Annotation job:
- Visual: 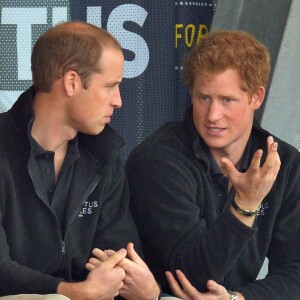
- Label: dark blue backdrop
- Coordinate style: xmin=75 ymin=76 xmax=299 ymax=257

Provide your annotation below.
xmin=71 ymin=1 xmax=216 ymax=158
xmin=0 ymin=0 xmax=216 ymax=158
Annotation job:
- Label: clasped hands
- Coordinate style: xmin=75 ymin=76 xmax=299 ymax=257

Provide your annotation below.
xmin=85 ymin=242 xmax=160 ymax=300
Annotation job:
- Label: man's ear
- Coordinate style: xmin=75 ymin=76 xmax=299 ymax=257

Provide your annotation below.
xmin=63 ymin=70 xmax=81 ymax=96
xmin=250 ymin=86 xmax=265 ymax=110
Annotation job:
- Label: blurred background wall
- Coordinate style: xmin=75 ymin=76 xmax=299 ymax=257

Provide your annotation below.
xmin=211 ymin=0 xmax=300 ymax=152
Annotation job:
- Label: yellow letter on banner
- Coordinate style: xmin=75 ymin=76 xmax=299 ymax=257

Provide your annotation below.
xmin=185 ymin=24 xmax=196 ymax=47
xmin=175 ymin=24 xmax=183 ymax=48
xmin=196 ymin=24 xmax=209 ymax=44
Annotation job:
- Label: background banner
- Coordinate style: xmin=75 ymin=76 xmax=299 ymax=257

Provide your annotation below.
xmin=0 ymin=0 xmax=215 ymax=158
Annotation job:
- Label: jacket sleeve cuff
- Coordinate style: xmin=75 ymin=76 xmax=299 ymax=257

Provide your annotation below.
xmin=222 ymin=207 xmax=257 ymax=238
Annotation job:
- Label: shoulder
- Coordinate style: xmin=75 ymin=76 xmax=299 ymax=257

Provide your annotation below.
xmin=0 ymin=111 xmax=19 ymax=152
xmin=127 ymin=121 xmax=190 ymax=163
xmin=79 ymin=125 xmax=124 ymax=167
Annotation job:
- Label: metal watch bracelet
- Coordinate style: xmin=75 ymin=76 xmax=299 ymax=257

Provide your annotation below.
xmin=228 ymin=290 xmax=238 ymax=300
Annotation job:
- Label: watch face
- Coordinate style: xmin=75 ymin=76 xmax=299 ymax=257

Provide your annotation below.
xmin=228 ymin=290 xmax=238 ymax=300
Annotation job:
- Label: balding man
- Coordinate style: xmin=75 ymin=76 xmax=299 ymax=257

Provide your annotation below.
xmin=0 ymin=21 xmax=160 ymax=300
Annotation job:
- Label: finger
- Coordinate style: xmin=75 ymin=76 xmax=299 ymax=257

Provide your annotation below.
xmin=175 ymin=270 xmax=200 ymax=298
xmin=267 ymin=136 xmax=279 ymax=157
xmin=117 ymin=256 xmax=135 ymax=271
xmin=126 ymin=242 xmax=147 ymax=267
xmin=105 ymin=249 xmax=116 ymax=256
xmin=267 ymin=136 xmax=274 ymax=150
xmin=264 ymin=142 xmax=280 ymax=168
xmin=271 ymin=141 xmax=279 ymax=153
xmin=102 ymin=248 xmax=127 ymax=269
xmin=206 ymin=280 xmax=224 ymax=294
xmin=85 ymin=262 xmax=96 ymax=271
xmin=262 ymin=147 xmax=281 ymax=180
xmin=220 ymin=157 xmax=239 ymax=179
xmin=262 ymin=138 xmax=281 ymax=174
xmin=165 ymin=271 xmax=190 ymax=300
xmin=249 ymin=149 xmax=263 ymax=170
xmin=92 ymin=248 xmax=110 ymax=261
xmin=88 ymin=257 xmax=102 ymax=267
xmin=272 ymin=148 xmax=281 ymax=176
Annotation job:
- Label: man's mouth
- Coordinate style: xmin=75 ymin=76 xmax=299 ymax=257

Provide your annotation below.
xmin=209 ymin=127 xmax=224 ymax=132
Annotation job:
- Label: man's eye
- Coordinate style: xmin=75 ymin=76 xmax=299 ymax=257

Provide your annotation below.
xmin=200 ymin=96 xmax=209 ymax=101
xmin=224 ymin=98 xmax=233 ymax=103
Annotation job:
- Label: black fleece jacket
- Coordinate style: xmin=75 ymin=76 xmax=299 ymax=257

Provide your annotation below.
xmin=126 ymin=106 xmax=300 ymax=300
xmin=0 ymin=87 xmax=141 ymax=295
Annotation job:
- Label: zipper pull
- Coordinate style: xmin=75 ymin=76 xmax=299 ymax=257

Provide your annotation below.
xmin=62 ymin=241 xmax=65 ymax=254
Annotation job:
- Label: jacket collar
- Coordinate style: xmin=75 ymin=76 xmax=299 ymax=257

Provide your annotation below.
xmin=9 ymin=86 xmax=36 ymax=138
xmin=8 ymin=86 xmax=124 ymax=168
xmin=181 ymin=105 xmax=211 ymax=169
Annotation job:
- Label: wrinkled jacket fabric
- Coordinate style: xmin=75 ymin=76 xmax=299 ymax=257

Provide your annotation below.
xmin=0 ymin=87 xmax=141 ymax=295
xmin=126 ymin=106 xmax=300 ymax=300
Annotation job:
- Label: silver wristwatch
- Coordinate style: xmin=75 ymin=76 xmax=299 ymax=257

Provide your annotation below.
xmin=228 ymin=290 xmax=238 ymax=300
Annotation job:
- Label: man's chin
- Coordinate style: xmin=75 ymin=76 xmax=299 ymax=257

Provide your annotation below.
xmin=95 ymin=125 xmax=106 ymax=135
xmin=202 ymin=138 xmax=227 ymax=150
xmin=83 ymin=125 xmax=106 ymax=136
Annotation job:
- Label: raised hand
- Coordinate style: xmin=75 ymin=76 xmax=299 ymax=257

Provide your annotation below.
xmin=221 ymin=136 xmax=281 ymax=211
xmin=166 ymin=270 xmax=230 ymax=300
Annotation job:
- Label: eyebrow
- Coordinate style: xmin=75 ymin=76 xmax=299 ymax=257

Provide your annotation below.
xmin=107 ymin=80 xmax=122 ymax=86
xmin=194 ymin=91 xmax=237 ymax=99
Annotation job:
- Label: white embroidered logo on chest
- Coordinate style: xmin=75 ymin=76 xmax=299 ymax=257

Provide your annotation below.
xmin=78 ymin=201 xmax=99 ymax=217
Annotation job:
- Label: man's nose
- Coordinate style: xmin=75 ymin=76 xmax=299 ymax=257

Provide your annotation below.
xmin=207 ymin=101 xmax=222 ymax=122
xmin=112 ymin=87 xmax=122 ymax=109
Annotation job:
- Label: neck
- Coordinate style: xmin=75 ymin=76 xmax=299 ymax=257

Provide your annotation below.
xmin=31 ymin=91 xmax=77 ymax=152
xmin=209 ymin=134 xmax=251 ymax=175
xmin=32 ymin=92 xmax=76 ymax=180
xmin=211 ymin=147 xmax=244 ymax=173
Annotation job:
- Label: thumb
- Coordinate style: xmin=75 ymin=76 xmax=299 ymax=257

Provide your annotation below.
xmin=102 ymin=248 xmax=127 ymax=269
xmin=206 ymin=280 xmax=227 ymax=296
xmin=127 ymin=242 xmax=147 ymax=267
xmin=206 ymin=280 xmax=220 ymax=293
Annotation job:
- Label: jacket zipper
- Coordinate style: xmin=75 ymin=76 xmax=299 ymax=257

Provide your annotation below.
xmin=64 ymin=175 xmax=101 ymax=232
xmin=29 ymin=163 xmax=103 ymax=269
xmin=28 ymin=167 xmax=64 ymax=270
xmin=62 ymin=241 xmax=65 ymax=254
xmin=58 ymin=176 xmax=100 ymax=272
